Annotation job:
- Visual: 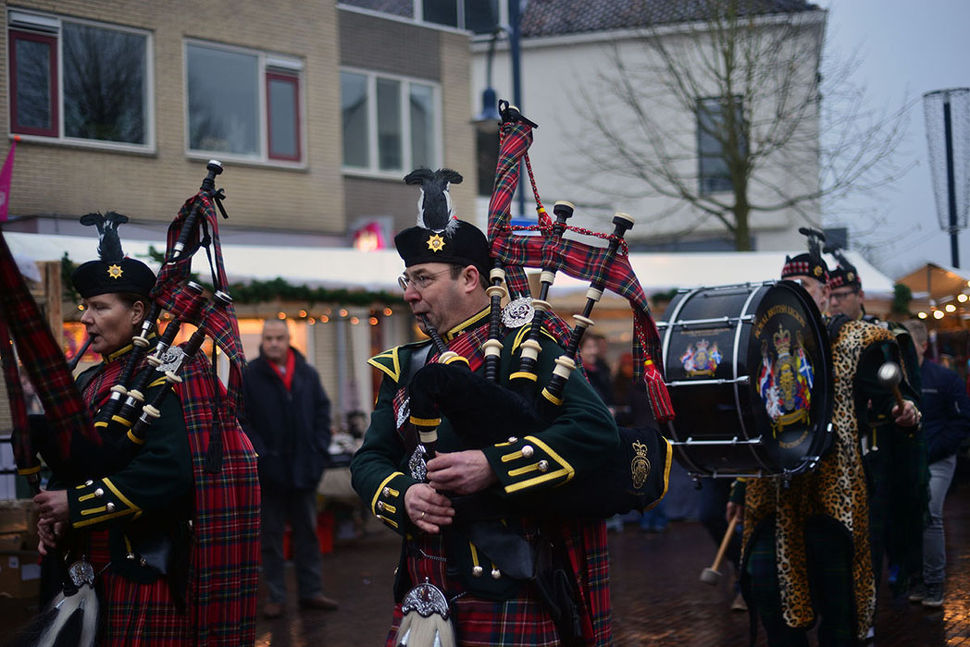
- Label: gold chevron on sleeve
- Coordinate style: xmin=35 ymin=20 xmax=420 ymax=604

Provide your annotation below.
xmin=367 ymin=347 xmax=402 ymax=382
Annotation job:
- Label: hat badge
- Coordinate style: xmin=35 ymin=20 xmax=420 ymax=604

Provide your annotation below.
xmin=813 ymin=265 xmax=822 ymax=277
xmin=107 ymin=264 xmax=124 ymax=279
xmin=426 ymin=233 xmax=446 ymax=253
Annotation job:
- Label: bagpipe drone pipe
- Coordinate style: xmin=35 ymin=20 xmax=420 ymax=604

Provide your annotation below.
xmin=408 ymin=102 xmax=676 ymax=520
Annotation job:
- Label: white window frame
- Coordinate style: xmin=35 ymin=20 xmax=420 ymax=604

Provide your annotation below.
xmin=696 ymin=95 xmax=746 ymax=196
xmin=337 ymin=1 xmax=505 ymax=35
xmin=6 ymin=9 xmax=155 ymax=154
xmin=340 ymin=67 xmax=442 ymax=179
xmin=183 ymin=39 xmax=306 ymax=168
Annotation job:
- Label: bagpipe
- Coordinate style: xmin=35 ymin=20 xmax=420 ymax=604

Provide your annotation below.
xmin=407 ymin=102 xmax=675 ymax=519
xmin=0 ymin=161 xmax=247 ymax=489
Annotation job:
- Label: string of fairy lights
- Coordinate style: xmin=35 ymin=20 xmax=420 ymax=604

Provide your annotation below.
xmin=915 ymin=279 xmax=970 ymax=321
xmin=270 ymin=306 xmax=396 ymax=327
xmin=76 ymin=304 xmax=398 ymax=326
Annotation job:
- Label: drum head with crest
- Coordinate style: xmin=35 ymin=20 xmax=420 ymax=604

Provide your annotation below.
xmin=660 ymin=281 xmax=832 ymax=477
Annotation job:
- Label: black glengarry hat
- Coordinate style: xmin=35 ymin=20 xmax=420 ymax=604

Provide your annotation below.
xmin=72 ymin=211 xmax=155 ymax=298
xmin=781 ymin=252 xmax=828 ymax=283
xmin=394 ymin=169 xmax=490 ymax=275
xmin=828 ymin=265 xmax=861 ymax=291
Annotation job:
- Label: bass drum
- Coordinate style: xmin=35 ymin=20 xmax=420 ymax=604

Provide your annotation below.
xmin=659 ymin=281 xmax=833 ymax=478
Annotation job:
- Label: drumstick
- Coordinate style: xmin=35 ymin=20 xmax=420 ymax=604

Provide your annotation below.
xmin=700 ymin=515 xmax=738 ymax=585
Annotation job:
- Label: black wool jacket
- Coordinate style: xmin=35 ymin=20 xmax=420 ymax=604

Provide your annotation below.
xmin=242 ymin=347 xmax=332 ymax=491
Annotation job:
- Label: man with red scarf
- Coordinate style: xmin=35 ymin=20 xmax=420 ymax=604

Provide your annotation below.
xmin=243 ymin=319 xmax=337 ymax=618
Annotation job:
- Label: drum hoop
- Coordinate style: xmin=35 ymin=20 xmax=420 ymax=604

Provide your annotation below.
xmin=661 ymin=285 xmax=710 ymax=477
xmin=733 ymin=284 xmax=767 ymax=470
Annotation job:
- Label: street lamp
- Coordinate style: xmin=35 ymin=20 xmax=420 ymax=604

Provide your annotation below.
xmin=923 ymin=88 xmax=970 ymax=268
xmin=473 ymin=1 xmax=526 ymax=220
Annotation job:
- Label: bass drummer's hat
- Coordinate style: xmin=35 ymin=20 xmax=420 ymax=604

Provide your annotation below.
xmin=781 ymin=253 xmax=829 ymax=283
xmin=72 ymin=211 xmax=156 ymax=299
xmin=828 ymin=265 xmax=861 ymax=291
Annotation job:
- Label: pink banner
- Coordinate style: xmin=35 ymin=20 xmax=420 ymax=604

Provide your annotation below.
xmin=0 ymin=137 xmax=17 ymax=222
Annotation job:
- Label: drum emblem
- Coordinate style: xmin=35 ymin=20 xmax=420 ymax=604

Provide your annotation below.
xmin=630 ymin=440 xmax=651 ymax=489
xmin=758 ymin=324 xmax=813 ymax=435
xmin=680 ymin=339 xmax=721 ymax=376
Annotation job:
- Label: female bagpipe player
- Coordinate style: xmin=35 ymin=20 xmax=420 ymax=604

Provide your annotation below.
xmin=0 ymin=162 xmax=260 ymax=647
xmin=350 ymin=104 xmax=675 ymax=647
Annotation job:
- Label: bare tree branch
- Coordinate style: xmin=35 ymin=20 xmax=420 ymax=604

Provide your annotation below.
xmin=564 ymin=0 xmax=910 ymax=251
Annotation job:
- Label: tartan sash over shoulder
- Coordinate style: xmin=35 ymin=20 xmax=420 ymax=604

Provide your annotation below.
xmin=152 ymin=188 xmax=260 ymax=643
xmin=176 ymin=352 xmax=261 ymax=645
xmin=485 ymin=115 xmax=675 ymax=422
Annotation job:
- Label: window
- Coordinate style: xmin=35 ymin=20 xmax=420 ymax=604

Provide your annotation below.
xmin=696 ymin=96 xmax=747 ymax=195
xmin=339 ymin=0 xmax=501 ymax=34
xmin=186 ymin=41 xmax=304 ymax=163
xmin=422 ymin=0 xmax=500 ymax=33
xmin=341 ymin=70 xmax=440 ymax=174
xmin=7 ymin=11 xmax=151 ymax=149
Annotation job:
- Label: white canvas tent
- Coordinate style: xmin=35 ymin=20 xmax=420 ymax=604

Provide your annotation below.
xmin=3 ymin=232 xmax=896 ymax=299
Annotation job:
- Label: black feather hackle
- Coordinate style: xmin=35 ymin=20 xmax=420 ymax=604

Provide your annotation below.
xmin=79 ymin=211 xmax=129 ymax=263
xmin=404 ymin=168 xmax=462 ymax=232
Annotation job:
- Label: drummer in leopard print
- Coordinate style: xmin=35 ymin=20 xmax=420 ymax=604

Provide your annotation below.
xmin=726 ymin=251 xmax=921 ymax=647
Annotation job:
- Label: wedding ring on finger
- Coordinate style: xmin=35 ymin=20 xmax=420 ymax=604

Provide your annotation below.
xmin=420 ymin=511 xmax=426 ymax=520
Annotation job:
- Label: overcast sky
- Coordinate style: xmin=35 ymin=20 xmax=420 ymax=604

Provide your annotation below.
xmin=818 ymin=0 xmax=970 ymax=280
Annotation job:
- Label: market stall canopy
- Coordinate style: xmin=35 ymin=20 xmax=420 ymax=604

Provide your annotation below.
xmin=553 ymin=250 xmax=896 ymax=299
xmin=895 ymin=262 xmax=970 ymax=301
xmin=2 ymin=232 xmax=404 ymax=292
xmin=4 ymin=233 xmax=896 ymax=298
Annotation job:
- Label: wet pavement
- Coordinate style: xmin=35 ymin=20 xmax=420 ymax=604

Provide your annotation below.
xmin=254 ymin=472 xmax=970 ymax=646
xmin=2 ymin=474 xmax=967 ymax=645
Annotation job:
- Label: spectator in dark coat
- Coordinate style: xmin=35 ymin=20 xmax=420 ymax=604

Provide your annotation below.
xmin=243 ymin=319 xmax=338 ymax=618
xmin=581 ymin=333 xmax=614 ymax=407
xmin=903 ymin=319 xmax=970 ymax=608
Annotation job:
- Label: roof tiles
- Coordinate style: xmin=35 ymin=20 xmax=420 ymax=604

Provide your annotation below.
xmin=520 ymin=0 xmax=820 ymax=38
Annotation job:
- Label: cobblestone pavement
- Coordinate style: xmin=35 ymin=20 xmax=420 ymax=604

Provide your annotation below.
xmin=254 ymin=475 xmax=970 ymax=646
xmin=2 ymin=476 xmax=966 ymax=645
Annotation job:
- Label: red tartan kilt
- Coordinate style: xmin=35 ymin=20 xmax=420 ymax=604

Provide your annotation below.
xmin=385 ymin=588 xmax=561 ymax=647
xmin=87 ymin=530 xmax=191 ymax=646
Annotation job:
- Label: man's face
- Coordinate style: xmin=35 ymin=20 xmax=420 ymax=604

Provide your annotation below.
xmin=829 ymin=287 xmax=864 ymax=319
xmin=260 ymin=321 xmax=290 ymax=364
xmin=401 ymin=262 xmax=469 ymax=333
xmin=789 ymin=275 xmax=830 ymax=315
xmin=80 ymin=293 xmax=145 ymax=355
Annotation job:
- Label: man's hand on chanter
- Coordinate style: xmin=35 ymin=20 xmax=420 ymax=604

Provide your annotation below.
xmin=427 ymin=450 xmax=498 ymax=496
xmin=405 ymin=482 xmax=454 ymax=534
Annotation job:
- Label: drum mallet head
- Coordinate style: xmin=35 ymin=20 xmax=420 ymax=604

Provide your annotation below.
xmin=700 ymin=566 xmax=722 ymax=585
xmin=700 ymin=516 xmax=738 ymax=585
xmin=877 ymin=361 xmax=904 ymax=407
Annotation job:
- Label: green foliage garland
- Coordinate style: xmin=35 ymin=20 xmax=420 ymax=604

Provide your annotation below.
xmin=891 ymin=282 xmax=913 ymax=316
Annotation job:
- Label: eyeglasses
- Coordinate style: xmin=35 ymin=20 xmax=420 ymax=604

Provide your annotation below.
xmin=830 ymin=289 xmax=859 ymax=302
xmin=397 ymin=268 xmax=453 ymax=292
